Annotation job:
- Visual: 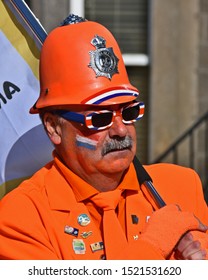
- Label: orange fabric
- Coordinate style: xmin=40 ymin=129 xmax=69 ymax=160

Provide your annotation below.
xmin=0 ymin=158 xmax=208 ymax=260
xmin=90 ymin=189 xmax=128 ymax=259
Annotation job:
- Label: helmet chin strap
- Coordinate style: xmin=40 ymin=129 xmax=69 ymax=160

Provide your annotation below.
xmin=133 ymin=156 xmax=166 ymax=208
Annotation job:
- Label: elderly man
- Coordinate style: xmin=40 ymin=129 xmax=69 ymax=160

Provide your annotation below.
xmin=0 ymin=15 xmax=208 ymax=260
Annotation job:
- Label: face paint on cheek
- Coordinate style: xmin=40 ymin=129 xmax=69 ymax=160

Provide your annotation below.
xmin=75 ymin=134 xmax=98 ymax=150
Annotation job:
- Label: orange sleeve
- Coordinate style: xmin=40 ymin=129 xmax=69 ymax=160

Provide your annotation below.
xmin=191 ymin=169 xmax=208 ymax=223
xmin=0 ymin=189 xmax=60 ymax=260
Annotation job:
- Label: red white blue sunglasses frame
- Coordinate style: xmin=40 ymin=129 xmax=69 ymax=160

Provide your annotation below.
xmin=54 ymin=101 xmax=145 ymax=131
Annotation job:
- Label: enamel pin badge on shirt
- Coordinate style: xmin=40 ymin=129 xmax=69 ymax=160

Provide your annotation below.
xmin=131 ymin=214 xmax=139 ymax=224
xmin=72 ymin=239 xmax=86 ymax=254
xmin=80 ymin=231 xmax=93 ymax=239
xmin=64 ymin=225 xmax=79 ymax=237
xmin=90 ymin=241 xmax=104 ymax=253
xmin=77 ymin=214 xmax=91 ymax=226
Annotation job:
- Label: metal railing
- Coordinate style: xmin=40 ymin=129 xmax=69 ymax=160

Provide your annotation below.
xmin=152 ymin=111 xmax=208 ymax=203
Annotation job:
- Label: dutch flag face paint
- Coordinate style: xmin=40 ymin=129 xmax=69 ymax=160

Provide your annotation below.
xmin=75 ymin=135 xmax=98 ymax=151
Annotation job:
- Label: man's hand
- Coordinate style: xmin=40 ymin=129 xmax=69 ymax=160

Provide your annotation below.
xmin=174 ymin=218 xmax=208 ymax=260
xmin=175 ymin=232 xmax=207 ymax=259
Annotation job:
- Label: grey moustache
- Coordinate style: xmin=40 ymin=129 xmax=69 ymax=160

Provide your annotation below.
xmin=102 ymin=136 xmax=133 ymax=156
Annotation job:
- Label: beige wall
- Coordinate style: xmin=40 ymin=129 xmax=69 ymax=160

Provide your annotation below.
xmin=31 ymin=0 xmax=69 ymax=32
xmin=149 ymin=0 xmax=200 ymax=163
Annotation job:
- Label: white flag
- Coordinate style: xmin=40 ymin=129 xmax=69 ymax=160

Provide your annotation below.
xmin=0 ymin=0 xmax=53 ymax=198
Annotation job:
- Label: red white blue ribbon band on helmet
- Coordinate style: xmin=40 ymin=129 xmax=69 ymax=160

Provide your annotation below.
xmin=85 ymin=89 xmax=139 ymax=105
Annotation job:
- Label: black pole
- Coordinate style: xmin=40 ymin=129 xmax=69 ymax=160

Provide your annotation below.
xmin=133 ymin=156 xmax=166 ymax=208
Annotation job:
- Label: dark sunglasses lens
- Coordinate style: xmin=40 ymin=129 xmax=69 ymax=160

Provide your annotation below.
xmin=122 ymin=104 xmax=140 ymax=121
xmin=91 ymin=112 xmax=113 ymax=128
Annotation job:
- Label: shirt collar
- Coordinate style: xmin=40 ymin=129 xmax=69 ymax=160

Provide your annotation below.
xmin=54 ymin=153 xmax=98 ymax=202
xmin=53 ymin=152 xmax=140 ymax=203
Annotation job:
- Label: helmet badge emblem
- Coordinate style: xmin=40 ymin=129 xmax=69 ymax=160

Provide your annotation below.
xmin=89 ymin=35 xmax=119 ymax=80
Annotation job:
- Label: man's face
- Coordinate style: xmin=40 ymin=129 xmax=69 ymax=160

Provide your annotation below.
xmin=46 ymin=103 xmax=138 ymax=185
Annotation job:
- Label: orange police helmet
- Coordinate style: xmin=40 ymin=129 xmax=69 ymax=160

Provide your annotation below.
xmin=30 ymin=14 xmax=139 ymax=114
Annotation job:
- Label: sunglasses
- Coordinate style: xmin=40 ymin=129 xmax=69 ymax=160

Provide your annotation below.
xmin=54 ymin=101 xmax=145 ymax=131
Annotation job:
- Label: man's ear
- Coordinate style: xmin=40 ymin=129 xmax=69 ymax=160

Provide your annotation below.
xmin=43 ymin=112 xmax=62 ymax=145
